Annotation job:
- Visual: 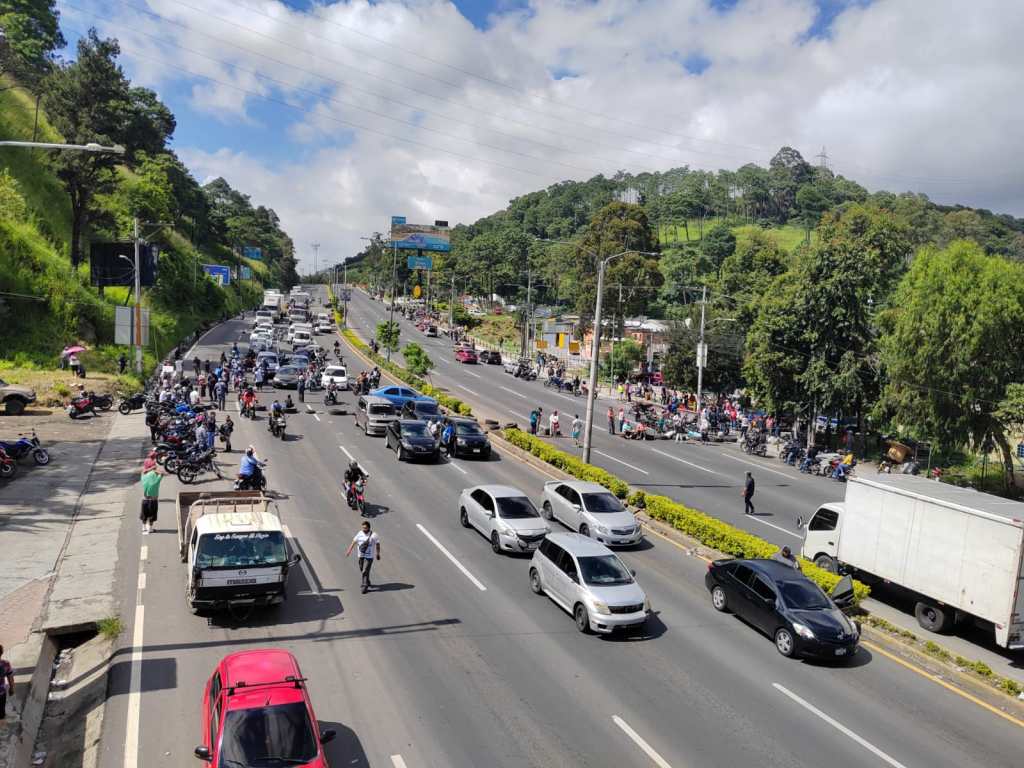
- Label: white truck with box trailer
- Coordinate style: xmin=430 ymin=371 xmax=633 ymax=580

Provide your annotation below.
xmin=176 ymin=490 xmax=301 ymax=613
xmin=801 ymin=474 xmax=1024 ymax=649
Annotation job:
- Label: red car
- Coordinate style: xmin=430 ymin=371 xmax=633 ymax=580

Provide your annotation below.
xmin=195 ymin=649 xmax=335 ymax=766
xmin=455 ymin=347 xmax=478 ymax=364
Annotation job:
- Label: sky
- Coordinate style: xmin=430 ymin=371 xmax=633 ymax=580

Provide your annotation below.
xmin=55 ymin=0 xmax=1024 ymax=273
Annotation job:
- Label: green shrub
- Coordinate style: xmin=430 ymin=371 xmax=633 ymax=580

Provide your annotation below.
xmin=502 ymin=429 xmax=631 ymax=498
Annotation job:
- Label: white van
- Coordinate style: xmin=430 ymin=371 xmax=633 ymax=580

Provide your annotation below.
xmin=292 ymin=330 xmax=312 ymax=347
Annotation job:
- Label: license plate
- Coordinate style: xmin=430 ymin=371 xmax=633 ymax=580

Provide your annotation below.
xmin=834 ymin=648 xmax=847 ymax=656
xmin=227 ymin=578 xmax=258 ymax=585
xmin=473 ymin=448 xmax=481 ymax=453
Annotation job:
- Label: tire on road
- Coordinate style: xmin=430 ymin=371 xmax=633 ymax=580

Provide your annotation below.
xmin=813 ymin=555 xmax=838 ymax=574
xmin=711 ymin=585 xmax=729 ymax=612
xmin=574 ymin=603 xmax=591 ymax=634
xmin=914 ymin=600 xmax=954 ymax=633
xmin=774 ymin=627 xmax=795 ymax=657
xmin=529 ymin=568 xmax=544 ymax=595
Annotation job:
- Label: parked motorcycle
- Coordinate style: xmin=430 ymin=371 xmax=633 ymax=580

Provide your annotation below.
xmin=0 ymin=448 xmax=17 ymax=480
xmin=67 ymin=394 xmax=99 ymax=419
xmin=118 ymin=392 xmax=150 ymax=414
xmin=91 ymin=392 xmax=114 ymax=411
xmin=0 ymin=430 xmax=50 ymax=465
xmin=176 ymin=449 xmax=223 ymax=485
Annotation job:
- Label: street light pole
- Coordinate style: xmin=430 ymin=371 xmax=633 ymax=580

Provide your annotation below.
xmin=311 ymin=243 xmax=320 ymax=281
xmin=132 ymin=217 xmax=143 ymax=374
xmin=0 ymin=140 xmax=125 ymax=153
xmin=387 ymin=237 xmax=398 ymax=362
xmin=696 ymin=284 xmax=707 ymax=408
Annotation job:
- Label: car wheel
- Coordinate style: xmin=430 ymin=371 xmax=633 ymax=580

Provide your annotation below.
xmin=579 ymin=523 xmax=590 ymax=538
xmin=4 ymin=398 xmax=26 ymax=416
xmin=774 ymin=628 xmax=796 ymax=657
xmin=529 ymin=568 xmax=544 ymax=595
xmin=460 ymin=507 xmax=470 ymax=528
xmin=814 ymin=554 xmax=838 ymax=573
xmin=574 ymin=604 xmax=591 ymax=634
xmin=914 ymin=601 xmax=954 ymax=633
xmin=490 ymin=531 xmax=502 ymax=554
xmin=542 ymin=501 xmax=554 ymax=521
xmin=711 ymin=585 xmax=729 ymax=612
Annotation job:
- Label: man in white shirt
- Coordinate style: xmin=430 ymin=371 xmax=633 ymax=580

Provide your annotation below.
xmin=189 ymin=387 xmax=200 ymax=407
xmin=345 ymin=520 xmax=381 ymax=593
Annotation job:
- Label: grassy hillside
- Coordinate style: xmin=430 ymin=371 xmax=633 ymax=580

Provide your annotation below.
xmin=657 ymin=217 xmax=812 ymax=252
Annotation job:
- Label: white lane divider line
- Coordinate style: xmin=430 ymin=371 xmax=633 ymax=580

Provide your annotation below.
xmin=137 ymin=572 xmax=146 ymax=591
xmin=139 ymin=545 xmax=148 ymax=562
xmin=593 ymin=450 xmax=650 ymax=475
xmin=458 ymin=384 xmax=480 ymax=397
xmin=749 ymin=516 xmax=802 ymax=539
xmin=447 ymin=461 xmax=468 ymax=475
xmin=500 ymin=386 xmax=528 ymax=400
xmin=313 ymin=414 xmax=321 ymax=422
xmin=338 ymin=445 xmax=355 ymax=462
xmin=390 ymin=757 xmax=409 ymax=768
xmin=772 ymin=684 xmax=908 ymax=768
xmin=282 ymin=523 xmax=320 ymax=596
xmin=463 ymin=370 xmax=482 ymax=379
xmin=721 ymin=453 xmax=794 ymax=479
xmin=651 ymin=448 xmax=722 ymax=475
xmin=123 ymin=603 xmax=145 ymax=768
xmin=612 ymin=715 xmax=672 ymax=768
xmin=511 ymin=411 xmax=530 ymax=421
xmin=416 ymin=524 xmax=487 ymax=591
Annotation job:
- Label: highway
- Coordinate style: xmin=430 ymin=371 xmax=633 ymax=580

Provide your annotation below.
xmin=97 ymin=295 xmax=1024 ymax=768
xmin=344 ymin=287 xmax=1024 ymax=680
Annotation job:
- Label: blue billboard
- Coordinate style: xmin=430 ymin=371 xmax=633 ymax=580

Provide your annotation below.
xmin=240 ymin=265 xmax=253 ymax=280
xmin=202 ymin=264 xmax=231 ymax=286
xmin=391 ymin=215 xmax=406 ymax=227
xmin=243 ymin=246 xmax=262 ymax=261
xmin=392 ymin=223 xmax=450 ymax=252
xmin=407 ymin=255 xmax=433 ymax=270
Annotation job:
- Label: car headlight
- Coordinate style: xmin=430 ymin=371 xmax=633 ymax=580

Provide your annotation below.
xmin=498 ymin=524 xmax=513 ymax=536
xmin=792 ymin=622 xmax=815 ymax=640
xmin=401 ymin=440 xmax=413 ymax=449
xmin=456 ymin=438 xmax=467 ymax=445
xmin=643 ymin=597 xmax=652 ymax=612
xmin=591 ymin=600 xmax=611 ymax=615
xmin=595 ymin=524 xmax=609 ymax=535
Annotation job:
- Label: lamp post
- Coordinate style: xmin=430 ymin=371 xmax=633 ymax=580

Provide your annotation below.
xmin=0 ymin=140 xmax=125 ymax=153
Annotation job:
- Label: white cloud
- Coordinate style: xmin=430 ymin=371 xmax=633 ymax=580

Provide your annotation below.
xmin=71 ymin=0 xmax=1024 ymax=271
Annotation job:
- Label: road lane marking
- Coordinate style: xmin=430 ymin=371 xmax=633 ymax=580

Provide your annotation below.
xmin=416 ymin=523 xmax=487 ymax=591
xmin=447 ymin=461 xmax=468 ymax=475
xmin=749 ymin=516 xmax=802 ymax=539
xmin=137 ymin=573 xmax=146 ymax=591
xmin=339 ymin=445 xmax=355 ymax=462
xmin=282 ymin=523 xmax=320 ymax=596
xmin=500 ymin=386 xmax=528 ymax=400
xmin=463 ymin=370 xmax=482 ymax=379
xmin=721 ymin=453 xmax=794 ymax=479
xmin=860 ymin=641 xmax=1024 ymax=729
xmin=458 ymin=384 xmax=480 ymax=397
xmin=772 ymin=684 xmax=908 ymax=768
xmin=593 ymin=450 xmax=650 ymax=475
xmin=139 ymin=545 xmax=147 ymax=562
xmin=391 ymin=757 xmax=409 ymax=768
xmin=651 ymin=448 xmax=721 ymax=475
xmin=612 ymin=716 xmax=672 ymax=768
xmin=123 ymin=603 xmax=145 ymax=768
xmin=313 ymin=414 xmax=321 ymax=422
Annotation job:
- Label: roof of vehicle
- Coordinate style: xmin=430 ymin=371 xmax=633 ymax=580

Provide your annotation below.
xmin=360 ymin=394 xmax=394 ymax=405
xmin=256 ymin=351 xmax=278 ymax=358
xmin=324 ymin=365 xmax=347 ymax=374
xmin=547 ymin=480 xmax=615 ymax=495
xmin=546 ymin=531 xmax=613 ymax=557
xmin=405 ymin=398 xmax=439 ymax=409
xmin=468 ymin=484 xmax=530 ymax=499
xmin=725 ymin=558 xmax=815 ymax=583
xmin=195 ymin=506 xmax=284 ymax=534
xmin=852 ymin=474 xmax=1024 ymax=524
xmin=396 ymin=418 xmax=430 ymax=427
xmin=220 ymin=650 xmax=307 ymax=710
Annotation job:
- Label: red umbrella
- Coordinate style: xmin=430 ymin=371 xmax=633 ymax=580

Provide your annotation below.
xmin=64 ymin=345 xmax=87 ymax=354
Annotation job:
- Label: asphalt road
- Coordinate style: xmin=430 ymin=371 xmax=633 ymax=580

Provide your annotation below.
xmin=343 ymin=287 xmax=1024 ymax=681
xmin=97 ymin=302 xmax=1024 ymax=768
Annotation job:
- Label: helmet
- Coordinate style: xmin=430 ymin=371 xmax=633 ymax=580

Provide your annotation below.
xmin=349 ymin=460 xmax=359 ymax=471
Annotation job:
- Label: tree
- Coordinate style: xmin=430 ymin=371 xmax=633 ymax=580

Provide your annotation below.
xmin=768 ymin=146 xmax=813 ymax=222
xmin=376 ymin=321 xmax=400 ymax=352
xmin=0 ymin=0 xmax=64 ymax=88
xmin=601 ymin=339 xmax=644 ymax=380
xmin=402 ymin=342 xmax=433 ymax=377
xmin=795 ymin=183 xmax=831 ymax=241
xmin=699 ymin=224 xmax=736 ymax=276
xmin=877 ymin=241 xmax=1024 ymax=485
xmin=43 ymin=31 xmax=133 ymax=266
xmin=124 ymin=87 xmax=176 ymax=159
xmin=716 ymin=228 xmax=789 ymax=326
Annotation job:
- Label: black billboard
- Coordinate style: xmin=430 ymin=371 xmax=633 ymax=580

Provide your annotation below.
xmin=90 ymin=242 xmax=158 ymax=287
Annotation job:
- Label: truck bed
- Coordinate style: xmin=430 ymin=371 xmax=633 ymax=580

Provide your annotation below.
xmin=175 ymin=490 xmax=270 ymax=562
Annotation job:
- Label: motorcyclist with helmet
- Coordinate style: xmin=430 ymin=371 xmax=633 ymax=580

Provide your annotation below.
xmin=343 ymin=459 xmax=369 ymax=514
xmin=236 ymin=446 xmax=267 ymax=489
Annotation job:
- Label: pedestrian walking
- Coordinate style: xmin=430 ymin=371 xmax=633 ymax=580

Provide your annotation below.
xmin=0 ymin=645 xmax=15 ymax=720
xmin=345 ymin=520 xmax=381 ymax=594
xmin=198 ymin=373 xmax=207 ymax=399
xmin=254 ymin=367 xmax=264 ymax=392
xmin=140 ymin=464 xmax=163 ymax=535
xmin=220 ymin=416 xmax=234 ymax=452
xmin=204 ymin=411 xmax=217 ymax=450
xmin=68 ymin=353 xmax=80 ymax=377
xmin=571 ymin=414 xmax=582 ymax=447
xmin=215 ymin=379 xmax=227 ymax=410
xmin=203 ymin=359 xmax=211 ymax=375
xmin=529 ymin=408 xmax=541 ymax=435
xmin=607 ymin=406 xmax=615 ymax=435
xmin=195 ymin=419 xmax=208 ymax=452
xmin=193 ymin=356 xmax=201 ymax=375
xmin=742 ymin=471 xmax=755 ymax=515
xmin=297 ymin=374 xmax=306 ymax=403
xmin=118 ymin=352 xmax=128 ymax=374
xmin=618 ymin=407 xmax=625 ymax=434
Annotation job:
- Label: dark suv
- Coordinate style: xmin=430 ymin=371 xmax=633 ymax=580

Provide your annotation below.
xmin=443 ymin=417 xmax=492 ymax=459
xmin=705 ymin=558 xmax=859 ymax=659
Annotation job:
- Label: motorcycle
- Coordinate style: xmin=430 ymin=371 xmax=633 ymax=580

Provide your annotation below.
xmin=268 ymin=412 xmax=287 ymax=440
xmin=118 ymin=392 xmax=150 ymax=414
xmin=234 ymin=465 xmax=267 ymax=491
xmin=240 ymin=398 xmax=258 ymax=419
xmin=0 ymin=448 xmax=17 ymax=480
xmin=324 ymin=389 xmax=338 ymax=406
xmin=91 ymin=392 xmax=114 ymax=411
xmin=67 ymin=394 xmax=99 ymax=419
xmin=176 ymin=449 xmax=223 ymax=485
xmin=0 ymin=430 xmax=50 ymax=465
xmin=346 ymin=477 xmax=367 ymax=515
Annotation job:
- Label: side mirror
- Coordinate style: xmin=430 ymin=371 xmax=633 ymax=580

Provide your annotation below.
xmin=572 ymin=504 xmax=582 ymax=512
xmin=568 ymin=572 xmax=579 ymax=584
xmin=630 ymin=569 xmax=637 ymax=577
xmin=289 ymin=554 xmax=302 ymax=567
xmin=489 ymin=511 xmax=496 ymax=518
xmin=319 ymin=728 xmax=337 ymax=744
xmin=795 ymin=515 xmax=804 ymax=530
xmin=194 ymin=746 xmax=212 ymax=761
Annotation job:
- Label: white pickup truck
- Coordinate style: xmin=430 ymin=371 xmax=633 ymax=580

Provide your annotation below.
xmin=176 ymin=491 xmax=301 ymax=614
xmin=801 ymin=474 xmax=1024 ymax=648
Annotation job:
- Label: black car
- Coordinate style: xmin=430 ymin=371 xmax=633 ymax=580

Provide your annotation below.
xmin=444 ymin=417 xmax=492 ymax=459
xmin=401 ymin=398 xmax=444 ymax=426
xmin=479 ymin=350 xmax=502 ymax=365
xmin=705 ymin=558 xmax=859 ymax=659
xmin=386 ymin=419 xmax=440 ymax=462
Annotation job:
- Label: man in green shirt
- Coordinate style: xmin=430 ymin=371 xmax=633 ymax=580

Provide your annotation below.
xmin=140 ymin=466 xmax=163 ymax=535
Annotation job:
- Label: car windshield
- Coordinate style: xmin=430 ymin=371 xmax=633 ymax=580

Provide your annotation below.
xmin=414 ymin=402 xmax=439 ymax=415
xmin=218 ymin=701 xmax=317 ymax=767
xmin=401 ymin=422 xmax=430 ymax=437
xmin=327 ymin=368 xmax=345 ymax=377
xmin=277 ymin=367 xmax=299 ymax=376
xmin=780 ymin=580 xmax=831 ymax=611
xmin=496 ymin=496 xmax=540 ymax=519
xmin=578 ymin=555 xmax=633 ymax=586
xmin=582 ymin=493 xmax=623 ymax=514
xmin=369 ymin=404 xmax=394 ymax=415
xmin=456 ymin=423 xmax=483 ymax=435
xmin=196 ymin=532 xmax=287 ymax=569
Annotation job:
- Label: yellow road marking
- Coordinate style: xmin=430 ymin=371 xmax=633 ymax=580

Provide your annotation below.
xmin=861 ymin=640 xmax=1024 ymax=729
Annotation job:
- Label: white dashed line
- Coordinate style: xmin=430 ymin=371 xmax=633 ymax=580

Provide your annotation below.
xmin=593 ymin=450 xmax=650 ymax=475
xmin=390 ymin=757 xmax=409 ymax=768
xmin=463 ymin=370 xmax=482 ymax=379
xmin=339 ymin=445 xmax=355 ymax=461
xmin=721 ymin=453 xmax=794 ymax=479
xmin=458 ymin=384 xmax=480 ymax=397
xmin=123 ymin=604 xmax=145 ymax=768
xmin=612 ymin=716 xmax=672 ymax=768
xmin=772 ymin=684 xmax=908 ymax=768
xmin=651 ymin=448 xmax=721 ymax=475
xmin=313 ymin=414 xmax=321 ymax=422
xmin=416 ymin=523 xmax=487 ymax=591
xmin=447 ymin=461 xmax=468 ymax=475
xmin=139 ymin=546 xmax=148 ymax=562
xmin=500 ymin=386 xmax=528 ymax=400
xmin=137 ymin=572 xmax=146 ymax=590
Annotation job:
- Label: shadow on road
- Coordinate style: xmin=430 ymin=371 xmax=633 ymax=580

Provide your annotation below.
xmin=320 ymin=720 xmax=371 ymax=767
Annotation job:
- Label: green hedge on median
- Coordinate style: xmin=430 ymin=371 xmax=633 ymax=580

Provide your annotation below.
xmin=341 ymin=328 xmax=474 ymax=417
xmin=503 ymin=428 xmax=870 ymax=603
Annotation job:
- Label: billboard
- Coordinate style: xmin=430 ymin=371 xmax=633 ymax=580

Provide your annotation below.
xmin=391 ymin=215 xmax=406 ymax=227
xmin=392 ymin=223 xmax=450 ymax=252
xmin=89 ymin=242 xmax=158 ymax=287
xmin=407 ymin=255 xmax=433 ymax=270
xmin=240 ymin=265 xmax=253 ymax=280
xmin=243 ymin=246 xmax=262 ymax=261
xmin=202 ymin=264 xmax=231 ymax=286
xmin=114 ymin=306 xmax=150 ymax=345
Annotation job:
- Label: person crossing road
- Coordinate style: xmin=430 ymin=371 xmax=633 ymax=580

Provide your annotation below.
xmin=345 ymin=520 xmax=381 ymax=594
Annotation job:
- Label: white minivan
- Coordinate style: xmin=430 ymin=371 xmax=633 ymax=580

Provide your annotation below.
xmin=292 ymin=330 xmax=312 ymax=347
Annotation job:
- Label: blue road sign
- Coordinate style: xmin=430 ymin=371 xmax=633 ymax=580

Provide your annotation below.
xmin=391 ymin=216 xmax=406 ymax=227
xmin=202 ymin=264 xmax=231 ymax=286
xmin=240 ymin=265 xmax=253 ymax=280
xmin=407 ymin=255 xmax=433 ymax=270
xmin=243 ymin=246 xmax=262 ymax=260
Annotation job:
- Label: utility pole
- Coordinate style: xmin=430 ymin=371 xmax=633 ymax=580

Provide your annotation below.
xmin=521 ymin=267 xmax=532 ymax=360
xmin=342 ymin=259 xmax=349 ymax=328
xmin=132 ymin=217 xmax=143 ymax=374
xmin=449 ymin=274 xmax=455 ymax=329
xmin=695 ymin=285 xmax=707 ymax=409
xmin=311 ymin=242 xmax=320 ymax=280
xmin=387 ymin=236 xmax=398 ymax=363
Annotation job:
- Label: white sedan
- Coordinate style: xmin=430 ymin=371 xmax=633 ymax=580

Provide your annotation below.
xmin=322 ymin=365 xmax=348 ymax=390
xmin=458 ymin=485 xmax=550 ymax=554
xmin=540 ymin=480 xmax=643 ymax=547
